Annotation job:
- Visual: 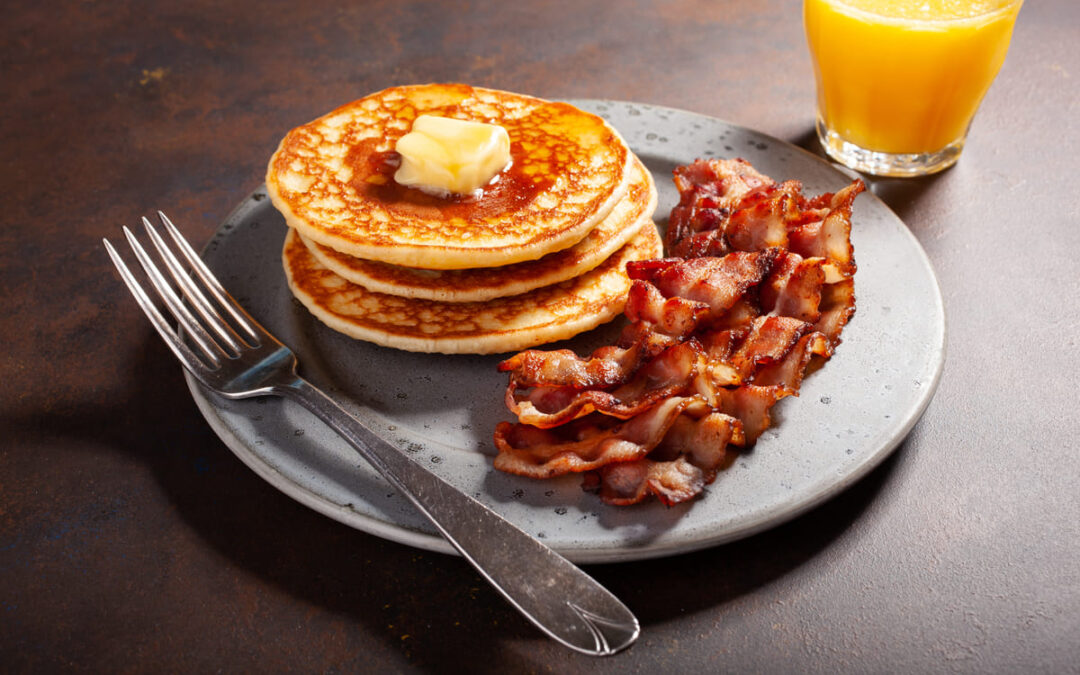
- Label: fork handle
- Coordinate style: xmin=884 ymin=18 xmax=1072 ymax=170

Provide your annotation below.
xmin=275 ymin=376 xmax=639 ymax=656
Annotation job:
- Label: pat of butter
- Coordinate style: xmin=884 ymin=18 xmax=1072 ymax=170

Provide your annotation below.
xmin=394 ymin=115 xmax=511 ymax=196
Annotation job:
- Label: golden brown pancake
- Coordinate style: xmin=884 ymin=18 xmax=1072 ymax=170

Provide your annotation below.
xmin=300 ymin=156 xmax=657 ymax=302
xmin=282 ymin=224 xmax=664 ymax=354
xmin=267 ymin=84 xmax=633 ymax=270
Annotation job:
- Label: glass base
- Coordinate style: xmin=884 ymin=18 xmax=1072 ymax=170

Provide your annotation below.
xmin=816 ymin=117 xmax=964 ymax=178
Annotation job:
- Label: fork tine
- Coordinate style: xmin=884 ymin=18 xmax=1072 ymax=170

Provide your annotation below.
xmin=143 ymin=217 xmax=245 ymax=355
xmin=122 ymin=225 xmax=228 ymax=365
xmin=104 ymin=237 xmax=215 ymax=374
xmin=157 ymin=211 xmax=260 ymax=344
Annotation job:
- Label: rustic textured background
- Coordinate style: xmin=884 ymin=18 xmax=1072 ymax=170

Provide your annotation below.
xmin=3 ymin=0 xmax=1078 ymax=671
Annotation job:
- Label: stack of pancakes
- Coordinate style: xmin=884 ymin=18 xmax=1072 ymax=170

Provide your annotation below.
xmin=267 ymin=84 xmax=660 ymax=354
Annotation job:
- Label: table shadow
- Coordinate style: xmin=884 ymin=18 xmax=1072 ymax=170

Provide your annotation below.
xmin=10 ymin=326 xmax=910 ymax=670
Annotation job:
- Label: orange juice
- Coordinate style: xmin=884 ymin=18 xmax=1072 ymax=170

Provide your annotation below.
xmin=804 ymin=0 xmax=1021 ymax=169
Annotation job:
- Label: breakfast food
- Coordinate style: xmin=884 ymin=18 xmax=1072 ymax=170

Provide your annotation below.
xmin=493 ymin=158 xmax=865 ymax=505
xmin=268 ymin=84 xmax=658 ymax=353
xmin=267 ymin=84 xmax=634 ymax=270
xmin=299 ymin=157 xmax=657 ymax=302
xmin=282 ymin=224 xmax=661 ymax=355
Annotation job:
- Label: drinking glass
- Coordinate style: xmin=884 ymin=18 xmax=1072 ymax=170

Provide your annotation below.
xmin=804 ymin=0 xmax=1023 ymax=177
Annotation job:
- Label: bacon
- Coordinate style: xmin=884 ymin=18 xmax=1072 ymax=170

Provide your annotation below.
xmin=498 ymin=342 xmax=646 ymax=390
xmin=666 ymin=159 xmax=774 ymax=251
xmin=696 ymin=327 xmax=747 ymax=387
xmin=506 ymin=340 xmax=703 ymax=428
xmin=492 ymin=158 xmax=863 ymax=505
xmin=668 ymin=229 xmax=729 ymax=259
xmin=815 ymin=278 xmax=856 ymax=347
xmin=586 ymin=408 xmax=744 ymax=506
xmin=753 ymin=331 xmax=831 ymax=393
xmin=724 ymin=181 xmax=802 ymax=251
xmin=493 ymin=396 xmax=710 ymax=479
xmin=587 ymin=457 xmax=706 ymax=506
xmin=728 ymin=316 xmax=815 ymax=382
xmin=760 ymin=252 xmax=825 ymax=323
xmin=672 ymin=157 xmax=773 ymax=196
xmin=711 ymin=384 xmax=784 ymax=444
xmin=623 ymin=280 xmax=710 ymax=338
xmin=509 ymin=313 xmax=827 ymax=433
xmin=787 ymin=180 xmax=863 ymax=281
xmin=627 ymin=249 xmax=782 ymax=323
xmin=690 ymin=318 xmax=826 ymax=431
xmin=666 ymin=159 xmax=864 ymax=285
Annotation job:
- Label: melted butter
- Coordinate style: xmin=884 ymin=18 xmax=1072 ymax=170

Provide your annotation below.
xmin=350 ymin=143 xmax=551 ymax=221
xmin=393 ymin=115 xmax=511 ymax=196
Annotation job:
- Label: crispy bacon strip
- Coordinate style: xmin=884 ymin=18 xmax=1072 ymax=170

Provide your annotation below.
xmin=623 ymin=280 xmax=711 ymax=338
xmin=788 ymin=180 xmax=862 ymax=281
xmin=760 ymin=252 xmax=825 ymax=323
xmin=666 ymin=158 xmax=774 ymax=251
xmin=506 ymin=340 xmax=703 ymax=428
xmin=710 ymin=384 xmax=785 ymax=444
xmin=497 ymin=342 xmax=647 ymax=390
xmin=728 ymin=316 xmax=816 ymax=382
xmin=627 ymin=249 xmax=782 ymax=323
xmin=753 ymin=332 xmax=831 ymax=393
xmin=668 ymin=229 xmax=729 ymax=259
xmin=586 ymin=408 xmax=744 ymax=506
xmin=724 ymin=181 xmax=802 ymax=252
xmin=506 ymin=310 xmax=828 ymax=430
xmin=815 ymin=278 xmax=856 ymax=347
xmin=493 ymin=396 xmax=710 ymax=479
xmin=587 ymin=457 xmax=706 ymax=506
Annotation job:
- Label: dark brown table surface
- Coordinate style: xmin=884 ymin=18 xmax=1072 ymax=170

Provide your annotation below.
xmin=4 ymin=0 xmax=1078 ymax=671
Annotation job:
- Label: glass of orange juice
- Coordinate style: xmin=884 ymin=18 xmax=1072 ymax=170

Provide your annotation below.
xmin=804 ymin=0 xmax=1023 ymax=177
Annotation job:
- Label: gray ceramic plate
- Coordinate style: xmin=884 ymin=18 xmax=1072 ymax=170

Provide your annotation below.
xmin=186 ymin=100 xmax=946 ymax=564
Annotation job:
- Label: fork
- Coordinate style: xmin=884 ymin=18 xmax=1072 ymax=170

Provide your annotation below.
xmin=103 ymin=212 xmax=639 ymax=656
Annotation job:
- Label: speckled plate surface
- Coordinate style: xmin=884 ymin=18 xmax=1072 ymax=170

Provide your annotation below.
xmin=186 ymin=101 xmax=946 ymax=564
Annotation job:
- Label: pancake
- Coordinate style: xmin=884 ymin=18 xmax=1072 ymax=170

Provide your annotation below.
xmin=282 ymin=223 xmax=664 ymax=355
xmin=300 ymin=156 xmax=657 ymax=302
xmin=267 ymin=84 xmax=633 ymax=270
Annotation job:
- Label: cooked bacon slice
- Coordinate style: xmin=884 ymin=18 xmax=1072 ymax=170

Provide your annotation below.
xmin=668 ymin=229 xmax=729 ymax=259
xmin=696 ymin=327 xmax=747 ymax=387
xmin=586 ymin=408 xmax=744 ymax=505
xmin=498 ymin=342 xmax=645 ymax=390
xmin=507 ymin=313 xmax=827 ymax=440
xmin=710 ymin=384 xmax=785 ymax=444
xmin=506 ymin=340 xmax=703 ymax=428
xmin=724 ymin=181 xmax=802 ymax=252
xmin=728 ymin=316 xmax=816 ymax=382
xmin=760 ymin=252 xmax=825 ymax=323
xmin=623 ymin=280 xmax=710 ymax=338
xmin=493 ymin=396 xmax=709 ymax=479
xmin=787 ymin=180 xmax=863 ymax=281
xmin=497 ymin=316 xmax=689 ymax=393
xmin=753 ymin=331 xmax=831 ymax=393
xmin=587 ymin=457 xmax=705 ymax=506
xmin=666 ymin=158 xmax=775 ymax=252
xmin=815 ymin=278 xmax=856 ymax=347
xmin=506 ymin=304 xmax=830 ymax=430
xmin=672 ymin=157 xmax=773 ymax=196
xmin=627 ymin=249 xmax=782 ymax=323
